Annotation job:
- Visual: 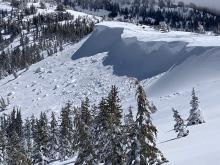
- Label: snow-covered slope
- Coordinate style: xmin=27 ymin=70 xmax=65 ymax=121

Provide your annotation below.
xmin=0 ymin=35 xmax=137 ymax=117
xmin=1 ymin=21 xmax=220 ymax=164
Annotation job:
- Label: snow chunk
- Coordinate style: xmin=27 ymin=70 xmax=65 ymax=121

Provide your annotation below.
xmin=54 ymin=85 xmax=60 ymax=90
xmin=8 ymin=92 xmax=15 ymax=96
xmin=35 ymin=67 xmax=45 ymax=73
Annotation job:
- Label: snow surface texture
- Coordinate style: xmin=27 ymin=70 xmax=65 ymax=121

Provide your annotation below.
xmin=0 ymin=1 xmax=12 ymax=11
xmin=0 ymin=40 xmax=136 ymax=117
xmin=1 ymin=21 xmax=220 ymax=164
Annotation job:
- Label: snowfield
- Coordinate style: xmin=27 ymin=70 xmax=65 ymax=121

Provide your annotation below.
xmin=1 ymin=21 xmax=220 ymax=164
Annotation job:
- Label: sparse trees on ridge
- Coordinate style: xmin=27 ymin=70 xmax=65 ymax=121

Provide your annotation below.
xmin=0 ymin=12 xmax=95 ymax=80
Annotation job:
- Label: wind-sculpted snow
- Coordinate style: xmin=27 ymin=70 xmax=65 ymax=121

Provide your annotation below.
xmin=73 ymin=25 xmax=218 ymax=81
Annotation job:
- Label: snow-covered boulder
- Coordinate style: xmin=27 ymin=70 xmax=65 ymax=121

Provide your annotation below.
xmin=54 ymin=85 xmax=60 ymax=90
xmin=35 ymin=67 xmax=45 ymax=73
xmin=8 ymin=91 xmax=15 ymax=96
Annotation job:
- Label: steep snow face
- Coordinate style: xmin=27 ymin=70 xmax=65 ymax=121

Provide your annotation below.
xmin=73 ymin=25 xmax=187 ymax=80
xmin=73 ymin=22 xmax=220 ymax=82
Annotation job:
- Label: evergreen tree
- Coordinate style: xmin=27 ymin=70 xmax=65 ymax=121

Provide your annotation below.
xmin=6 ymin=108 xmax=16 ymax=137
xmin=187 ymin=88 xmax=205 ymax=126
xmin=123 ymin=106 xmax=138 ymax=165
xmin=48 ymin=112 xmax=59 ymax=162
xmin=106 ymin=86 xmax=125 ymax=165
xmin=0 ymin=127 xmax=6 ymax=163
xmin=92 ymin=98 xmax=110 ymax=163
xmin=172 ymin=108 xmax=189 ymax=138
xmin=59 ymin=103 xmax=74 ymax=160
xmin=90 ymin=104 xmax=98 ymax=119
xmin=32 ymin=112 xmax=49 ymax=164
xmin=5 ymin=110 xmax=31 ymax=165
xmin=6 ymin=130 xmax=31 ymax=165
xmin=74 ymin=107 xmax=97 ymax=165
xmin=24 ymin=118 xmax=33 ymax=159
xmin=30 ymin=115 xmax=37 ymax=142
xmin=107 ymin=85 xmax=123 ymax=126
xmin=93 ymin=86 xmax=125 ymax=164
xmin=133 ymin=85 xmax=167 ymax=165
xmin=15 ymin=109 xmax=24 ymax=145
xmin=0 ymin=33 xmax=3 ymax=43
xmin=81 ymin=97 xmax=92 ymax=126
xmin=124 ymin=106 xmax=134 ymax=126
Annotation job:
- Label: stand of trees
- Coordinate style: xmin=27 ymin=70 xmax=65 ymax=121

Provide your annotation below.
xmin=0 ymin=11 xmax=95 ymax=79
xmin=0 ymin=85 xmax=168 ymax=164
xmin=172 ymin=88 xmax=205 ymax=138
xmin=59 ymin=0 xmax=220 ymax=33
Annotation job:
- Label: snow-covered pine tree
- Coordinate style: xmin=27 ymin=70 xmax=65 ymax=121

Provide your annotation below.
xmin=107 ymin=85 xmax=123 ymax=126
xmin=0 ymin=123 xmax=6 ymax=163
xmin=81 ymin=97 xmax=92 ymax=126
xmin=172 ymin=108 xmax=189 ymax=138
xmin=30 ymin=115 xmax=37 ymax=143
xmin=59 ymin=103 xmax=74 ymax=161
xmin=32 ymin=112 xmax=49 ymax=164
xmin=92 ymin=97 xmax=110 ymax=163
xmin=24 ymin=118 xmax=33 ymax=160
xmin=48 ymin=112 xmax=59 ymax=162
xmin=5 ymin=130 xmax=31 ymax=165
xmin=15 ymin=109 xmax=24 ymax=147
xmin=123 ymin=106 xmax=139 ymax=165
xmin=74 ymin=106 xmax=97 ymax=165
xmin=5 ymin=110 xmax=31 ymax=165
xmin=124 ymin=106 xmax=134 ymax=126
xmin=90 ymin=104 xmax=98 ymax=119
xmin=134 ymin=85 xmax=167 ymax=165
xmin=92 ymin=86 xmax=125 ymax=164
xmin=104 ymin=85 xmax=125 ymax=165
xmin=187 ymin=88 xmax=205 ymax=126
xmin=0 ymin=33 xmax=3 ymax=43
xmin=6 ymin=108 xmax=16 ymax=137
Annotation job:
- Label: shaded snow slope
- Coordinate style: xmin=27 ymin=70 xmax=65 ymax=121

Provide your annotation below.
xmin=73 ymin=22 xmax=220 ymax=82
xmin=147 ymin=47 xmax=220 ymax=96
xmin=1 ymin=21 xmax=220 ymax=164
